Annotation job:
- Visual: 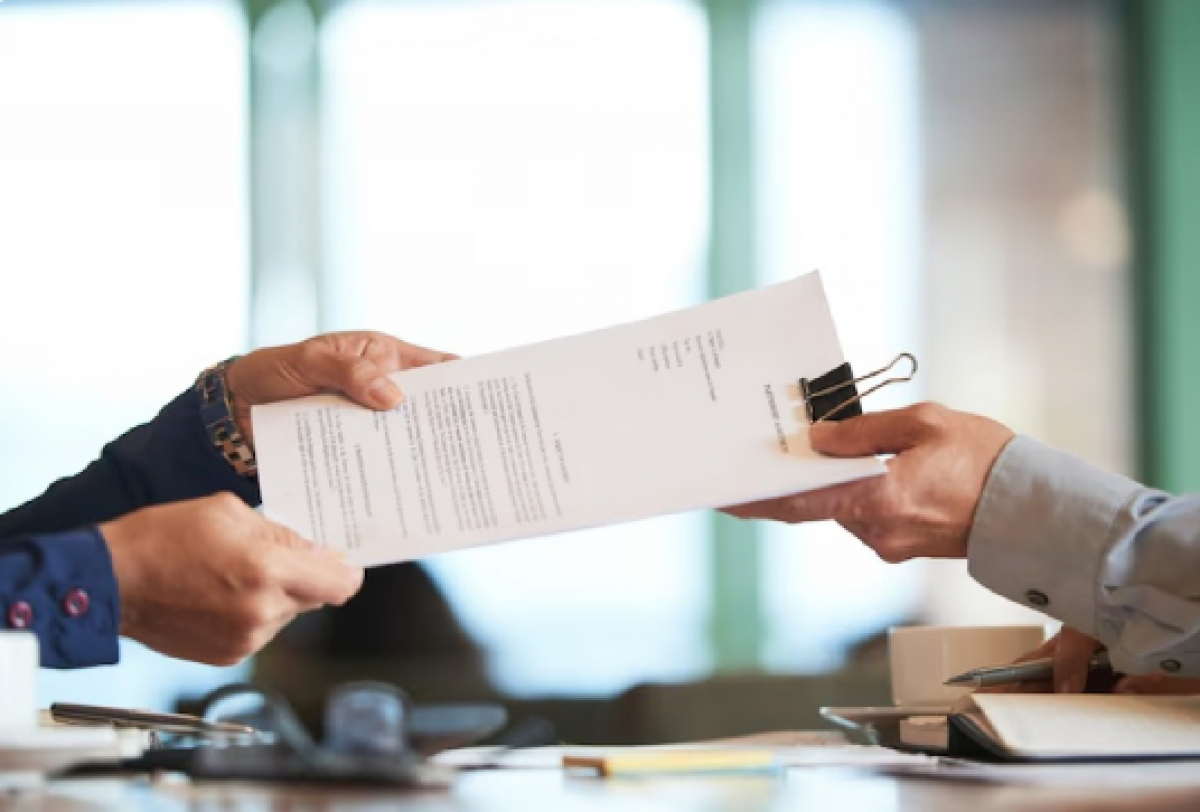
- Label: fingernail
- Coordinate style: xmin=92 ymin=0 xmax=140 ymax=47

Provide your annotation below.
xmin=368 ymin=378 xmax=403 ymax=407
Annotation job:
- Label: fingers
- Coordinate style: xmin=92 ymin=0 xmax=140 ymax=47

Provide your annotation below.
xmin=722 ymin=477 xmax=932 ymax=562
xmin=295 ymin=333 xmax=459 ymax=410
xmin=1013 ymin=636 xmax=1058 ymax=664
xmin=265 ymin=525 xmax=364 ymax=607
xmin=808 ymin=403 xmax=946 ymax=458
xmin=983 ymin=629 xmax=1097 ymax=694
xmin=726 ymin=403 xmax=1001 ymax=561
xmin=225 ymin=331 xmax=458 ymax=419
xmin=394 ymin=339 xmax=459 ymax=368
xmin=298 ymin=341 xmax=404 ymax=410
xmin=1052 ymin=628 xmax=1102 ymax=694
xmin=356 ymin=332 xmax=457 ymax=372
xmin=975 ymin=637 xmax=1058 ymax=695
xmin=238 ymin=506 xmax=363 ymax=608
xmin=723 ymin=477 xmax=879 ymax=524
xmin=280 ymin=550 xmax=364 ymax=608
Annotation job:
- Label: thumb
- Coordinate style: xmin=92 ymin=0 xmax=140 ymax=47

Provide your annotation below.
xmin=261 ymin=521 xmax=364 ymax=606
xmin=1052 ymin=628 xmax=1101 ymax=694
xmin=300 ymin=345 xmax=404 ymax=410
xmin=275 ymin=543 xmax=364 ymax=607
xmin=809 ymin=406 xmax=930 ymax=457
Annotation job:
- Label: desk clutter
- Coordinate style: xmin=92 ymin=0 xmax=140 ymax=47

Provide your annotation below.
xmin=41 ymin=684 xmax=509 ymax=787
xmin=11 ymin=628 xmax=1200 ymax=795
xmin=1 ymin=631 xmax=500 ymax=788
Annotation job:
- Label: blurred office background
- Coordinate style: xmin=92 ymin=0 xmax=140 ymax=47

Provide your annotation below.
xmin=1 ymin=0 xmax=1196 ymax=740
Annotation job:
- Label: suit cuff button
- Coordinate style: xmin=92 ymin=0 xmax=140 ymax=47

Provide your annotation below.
xmin=7 ymin=600 xmax=34 ymax=629
xmin=1025 ymin=589 xmax=1049 ymax=608
xmin=63 ymin=588 xmax=91 ymax=618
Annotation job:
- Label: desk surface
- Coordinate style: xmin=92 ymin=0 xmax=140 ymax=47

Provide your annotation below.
xmin=25 ymin=768 xmax=1200 ymax=812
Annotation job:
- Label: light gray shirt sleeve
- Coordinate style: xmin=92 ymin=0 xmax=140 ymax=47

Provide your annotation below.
xmin=967 ymin=436 xmax=1200 ymax=676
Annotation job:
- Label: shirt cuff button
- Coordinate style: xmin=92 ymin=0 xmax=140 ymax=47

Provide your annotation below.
xmin=1025 ymin=589 xmax=1050 ymax=608
xmin=7 ymin=601 xmax=34 ymax=629
xmin=63 ymin=588 xmax=90 ymax=618
xmin=1161 ymin=658 xmax=1182 ymax=674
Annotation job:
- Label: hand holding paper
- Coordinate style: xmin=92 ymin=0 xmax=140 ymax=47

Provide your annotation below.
xmin=725 ymin=403 xmax=1013 ymax=561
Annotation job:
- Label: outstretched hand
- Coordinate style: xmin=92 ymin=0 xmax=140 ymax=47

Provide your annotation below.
xmin=724 ymin=403 xmax=1014 ymax=561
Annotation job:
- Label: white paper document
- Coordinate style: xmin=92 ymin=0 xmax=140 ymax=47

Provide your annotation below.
xmin=253 ymin=272 xmax=884 ymax=567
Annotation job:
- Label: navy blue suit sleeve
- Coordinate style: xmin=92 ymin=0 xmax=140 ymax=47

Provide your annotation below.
xmin=0 ymin=387 xmax=260 ymax=668
xmin=0 ymin=387 xmax=260 ymax=538
xmin=0 ymin=529 xmax=120 ymax=668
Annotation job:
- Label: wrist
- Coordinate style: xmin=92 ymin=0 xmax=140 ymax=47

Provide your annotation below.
xmin=957 ymin=420 xmax=1016 ymax=557
xmin=98 ymin=517 xmax=140 ymax=637
xmin=223 ymin=356 xmax=253 ymax=441
xmin=196 ymin=357 xmax=258 ymax=477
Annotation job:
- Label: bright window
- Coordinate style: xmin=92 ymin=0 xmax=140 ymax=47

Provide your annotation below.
xmin=755 ymin=1 xmax=924 ymax=670
xmin=0 ymin=1 xmax=251 ymax=707
xmin=320 ymin=0 xmax=712 ymax=694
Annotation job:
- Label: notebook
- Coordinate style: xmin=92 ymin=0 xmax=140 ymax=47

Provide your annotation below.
xmin=950 ymin=694 xmax=1200 ymax=762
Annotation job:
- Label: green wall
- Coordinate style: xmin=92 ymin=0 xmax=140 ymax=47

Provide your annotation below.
xmin=1130 ymin=0 xmax=1200 ymax=492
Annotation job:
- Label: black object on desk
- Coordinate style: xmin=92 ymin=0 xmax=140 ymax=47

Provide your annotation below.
xmin=59 ymin=682 xmax=509 ymax=787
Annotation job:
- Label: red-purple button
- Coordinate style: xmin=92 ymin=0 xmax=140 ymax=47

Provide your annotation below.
xmin=63 ymin=588 xmax=90 ymax=618
xmin=8 ymin=601 xmax=33 ymax=629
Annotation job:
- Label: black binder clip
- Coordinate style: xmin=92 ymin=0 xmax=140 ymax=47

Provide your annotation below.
xmin=800 ymin=352 xmax=918 ymax=423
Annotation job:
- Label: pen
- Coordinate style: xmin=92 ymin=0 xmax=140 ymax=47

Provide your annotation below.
xmin=50 ymin=702 xmax=257 ymax=738
xmin=943 ymin=650 xmax=1111 ymax=689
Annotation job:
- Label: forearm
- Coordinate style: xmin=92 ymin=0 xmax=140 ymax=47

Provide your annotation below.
xmin=968 ymin=436 xmax=1200 ymax=676
xmin=0 ymin=388 xmax=259 ymax=538
xmin=0 ymin=529 xmax=119 ymax=668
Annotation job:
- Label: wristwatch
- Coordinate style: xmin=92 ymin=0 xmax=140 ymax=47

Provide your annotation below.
xmin=195 ymin=358 xmax=258 ymax=478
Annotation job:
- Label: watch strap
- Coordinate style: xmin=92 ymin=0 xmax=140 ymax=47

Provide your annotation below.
xmin=195 ymin=358 xmax=258 ymax=478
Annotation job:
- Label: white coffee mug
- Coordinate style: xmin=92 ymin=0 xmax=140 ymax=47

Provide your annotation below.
xmin=889 ymin=625 xmax=1045 ymax=707
xmin=0 ymin=631 xmax=39 ymax=730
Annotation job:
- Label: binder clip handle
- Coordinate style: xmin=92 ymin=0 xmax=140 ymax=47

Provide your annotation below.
xmin=800 ymin=352 xmax=918 ymax=424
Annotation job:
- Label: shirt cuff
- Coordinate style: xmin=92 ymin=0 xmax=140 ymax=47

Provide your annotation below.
xmin=966 ymin=436 xmax=1144 ymax=638
xmin=3 ymin=528 xmax=120 ymax=668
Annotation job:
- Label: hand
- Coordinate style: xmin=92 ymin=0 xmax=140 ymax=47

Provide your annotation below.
xmin=985 ymin=627 xmax=1200 ymax=695
xmin=225 ymin=331 xmax=457 ymax=446
xmin=100 ymin=493 xmax=364 ymax=665
xmin=724 ymin=403 xmax=1014 ymax=561
xmin=979 ymin=627 xmax=1103 ymax=694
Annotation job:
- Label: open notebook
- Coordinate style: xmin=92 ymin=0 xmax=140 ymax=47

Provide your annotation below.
xmin=951 ymin=694 xmax=1200 ymax=762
